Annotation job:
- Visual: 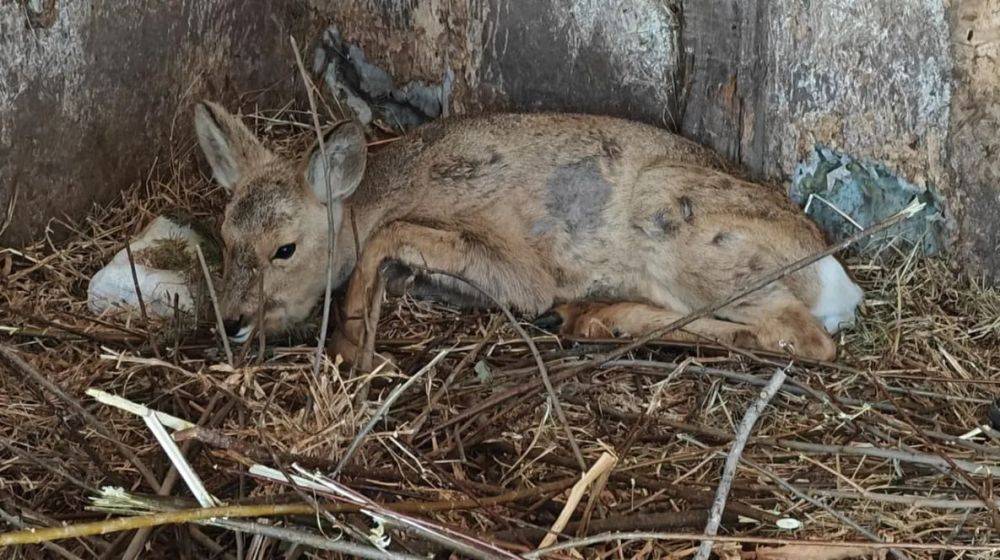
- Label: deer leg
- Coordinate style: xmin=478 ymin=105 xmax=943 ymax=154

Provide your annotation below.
xmin=330 ymin=221 xmax=554 ymax=367
xmin=544 ymin=301 xmax=760 ymax=349
xmin=716 ymin=294 xmax=837 ymax=361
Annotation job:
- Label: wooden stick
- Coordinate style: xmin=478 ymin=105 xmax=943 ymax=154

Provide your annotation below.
xmin=0 ymin=504 xmax=84 ymax=560
xmin=194 ymin=244 xmax=232 ymax=366
xmin=290 ymin=36 xmax=339 ymax=378
xmin=123 ymin=239 xmax=161 ymax=358
xmin=538 ymin=452 xmax=618 ymax=549
xmin=1 ymin=478 xmax=577 ymax=546
xmin=694 ymin=366 xmax=788 ymax=560
xmin=524 ymin=531 xmax=1000 ymax=558
xmin=413 ymin=265 xmax=588 ymax=472
xmin=0 ymin=345 xmax=163 ymax=493
xmin=332 ymin=348 xmax=450 ymax=477
xmin=740 ymin=458 xmax=909 ymax=560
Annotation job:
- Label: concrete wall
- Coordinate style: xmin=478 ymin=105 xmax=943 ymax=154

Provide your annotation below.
xmin=311 ymin=0 xmax=1000 ymax=282
xmin=312 ymin=0 xmax=685 ymax=125
xmin=0 ymin=0 xmax=314 ymax=246
xmin=948 ymin=0 xmax=1000 ymax=282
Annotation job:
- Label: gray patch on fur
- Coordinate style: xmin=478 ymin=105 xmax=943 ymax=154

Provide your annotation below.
xmin=544 ymin=157 xmax=612 ymax=235
xmin=531 ymin=217 xmax=559 ymax=237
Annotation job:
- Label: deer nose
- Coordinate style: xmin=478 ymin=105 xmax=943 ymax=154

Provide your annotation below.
xmin=223 ymin=316 xmax=243 ymax=338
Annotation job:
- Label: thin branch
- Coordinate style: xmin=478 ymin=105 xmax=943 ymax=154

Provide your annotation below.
xmin=408 ymin=318 xmax=499 ymax=437
xmin=195 ymin=244 xmax=232 ymax=365
xmin=767 ymin=439 xmax=1000 ymax=477
xmin=412 ymin=265 xmax=588 ymax=472
xmin=694 ymin=366 xmax=788 ymax=560
xmin=740 ymin=458 xmax=909 ymax=560
xmin=332 ymin=348 xmax=451 ymax=477
xmin=2 ymin=479 xmax=576 ymax=546
xmin=290 ymin=36 xmax=338 ymax=378
xmin=808 ymin=488 xmax=1000 ymax=509
xmin=593 ymin=200 xmax=926 ymax=364
xmin=214 ymin=519 xmax=422 ymax=560
xmin=0 ymin=505 xmax=85 ymax=560
xmin=538 ymin=452 xmax=617 ymax=548
xmin=123 ymin=239 xmax=161 ymax=358
xmin=524 ymin=531 xmax=1000 ymax=558
xmin=121 ymin=395 xmax=223 ymax=560
xmin=0 ymin=345 xmax=163 ymax=493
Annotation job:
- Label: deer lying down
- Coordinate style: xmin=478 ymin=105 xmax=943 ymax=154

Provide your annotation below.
xmin=193 ymin=102 xmax=863 ymax=364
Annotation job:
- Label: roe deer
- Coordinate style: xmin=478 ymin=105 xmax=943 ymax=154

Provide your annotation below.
xmin=194 ymin=102 xmax=863 ymax=364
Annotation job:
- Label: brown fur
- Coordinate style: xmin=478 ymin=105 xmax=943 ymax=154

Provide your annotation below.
xmin=195 ymin=103 xmax=845 ymax=362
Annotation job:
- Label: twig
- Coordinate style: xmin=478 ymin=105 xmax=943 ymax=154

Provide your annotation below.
xmin=121 ymin=395 xmax=223 ymax=560
xmin=87 ymin=388 xmax=194 ymax=431
xmin=808 ymin=488 xmax=1000 ymax=509
xmin=538 ymin=452 xmax=617 ymax=548
xmin=495 ymin=509 xmax=729 ymax=543
xmin=694 ymin=366 xmax=788 ymax=560
xmin=414 ymin=265 xmax=588 ymax=472
xmin=408 ymin=319 xmax=499 ymax=437
xmin=740 ymin=458 xmax=909 ymax=560
xmin=606 ymin=360 xmax=897 ymax=413
xmin=524 ymin=531 xmax=1000 ymax=557
xmin=3 ymin=479 xmax=577 ymax=546
xmin=0 ymin=438 xmax=96 ymax=493
xmin=264 ymin=465 xmax=519 ymax=560
xmin=332 ymin=348 xmax=451 ymax=477
xmin=123 ymin=239 xmax=161 ymax=358
xmin=484 ymin=441 xmax=779 ymax=524
xmin=290 ymin=36 xmax=337 ymax=377
xmin=195 ymin=244 xmax=232 ymax=365
xmin=0 ymin=504 xmax=84 ymax=560
xmin=215 ymin=519 xmax=422 ymax=560
xmin=0 ymin=180 xmax=17 ymax=238
xmin=0 ymin=345 xmax=163 ymax=492
xmin=766 ymin=439 xmax=1000 ymax=477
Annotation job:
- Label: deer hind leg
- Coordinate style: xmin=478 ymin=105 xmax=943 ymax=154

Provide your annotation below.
xmin=716 ymin=291 xmax=837 ymax=361
xmin=543 ymin=301 xmax=760 ymax=349
xmin=332 ymin=221 xmax=555 ymax=367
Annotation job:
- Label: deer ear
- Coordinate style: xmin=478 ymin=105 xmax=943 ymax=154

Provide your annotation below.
xmin=306 ymin=121 xmax=367 ymax=203
xmin=194 ymin=101 xmax=272 ymax=191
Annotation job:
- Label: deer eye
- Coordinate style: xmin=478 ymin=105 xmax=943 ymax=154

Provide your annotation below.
xmin=273 ymin=243 xmax=296 ymax=260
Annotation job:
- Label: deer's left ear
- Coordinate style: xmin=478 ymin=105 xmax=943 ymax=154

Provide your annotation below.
xmin=306 ymin=121 xmax=367 ymax=204
xmin=194 ymin=101 xmax=273 ymax=191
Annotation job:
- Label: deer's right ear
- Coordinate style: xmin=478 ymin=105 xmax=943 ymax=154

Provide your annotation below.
xmin=306 ymin=120 xmax=367 ymax=204
xmin=194 ymin=101 xmax=271 ymax=191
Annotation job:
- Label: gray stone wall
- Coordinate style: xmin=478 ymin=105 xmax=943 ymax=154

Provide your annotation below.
xmin=0 ymin=0 xmax=314 ymax=246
